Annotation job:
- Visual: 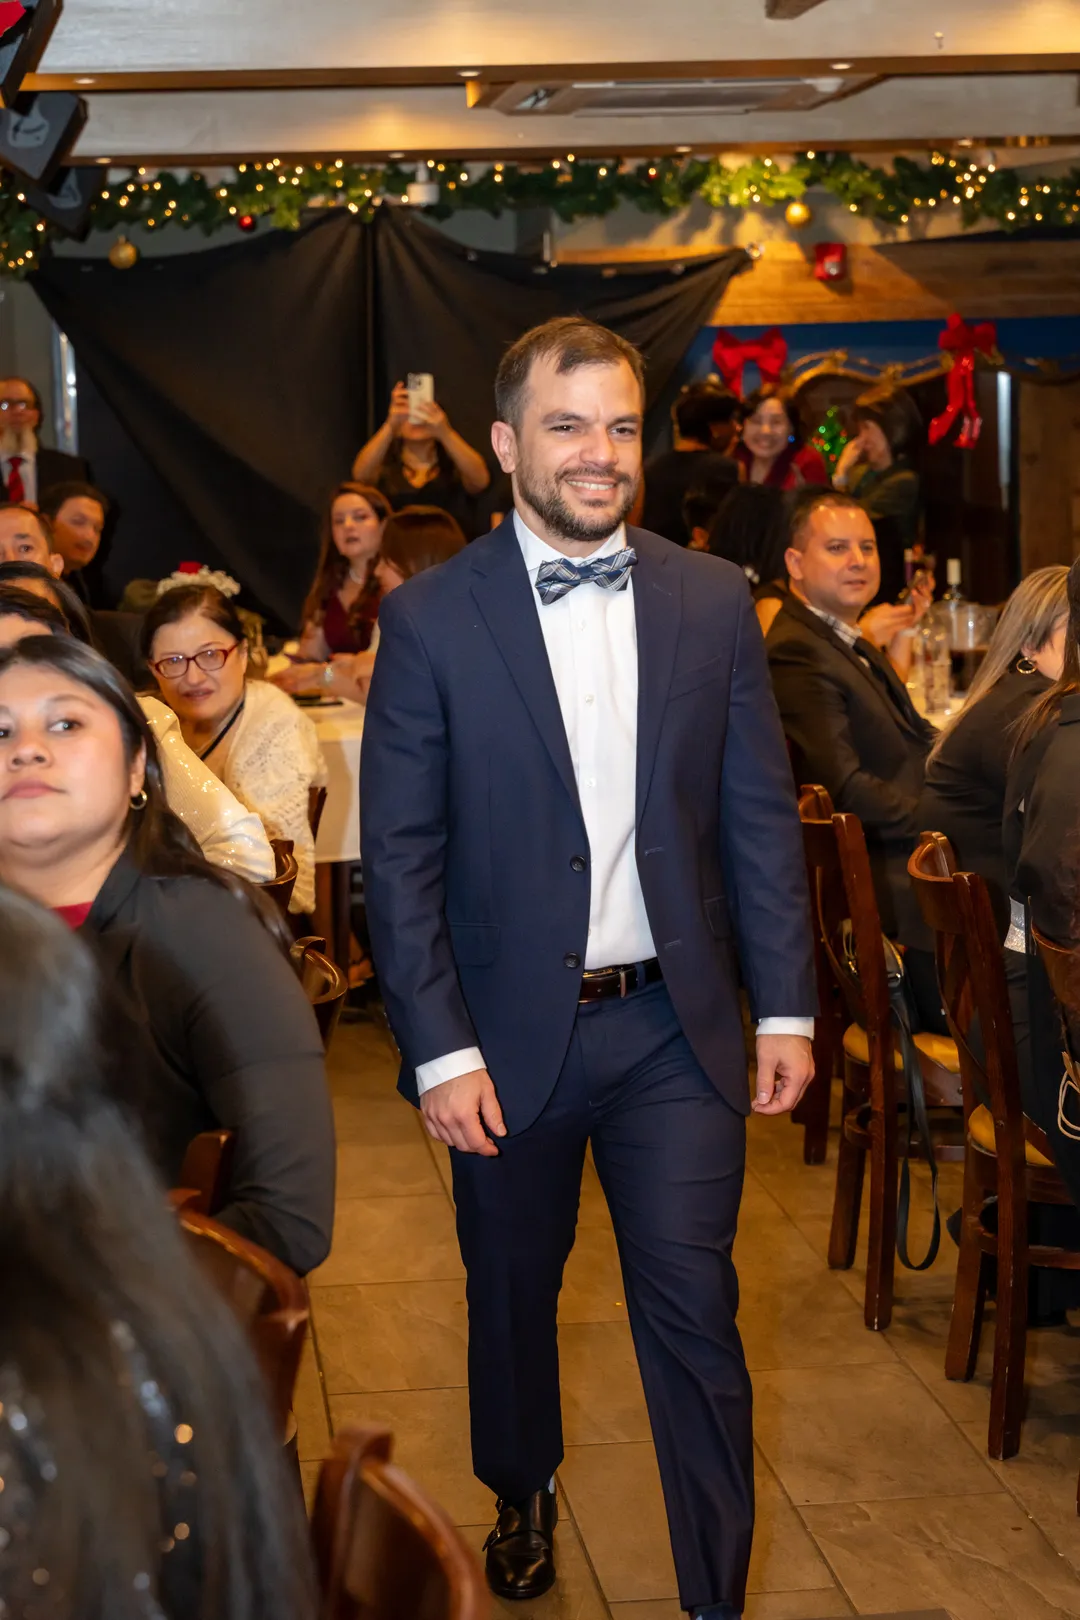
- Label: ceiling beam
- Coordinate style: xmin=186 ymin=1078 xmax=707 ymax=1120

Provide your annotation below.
xmin=765 ymin=0 xmax=829 ymax=17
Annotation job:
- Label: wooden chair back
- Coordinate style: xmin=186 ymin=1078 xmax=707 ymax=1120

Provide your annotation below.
xmin=264 ymin=837 xmax=299 ymax=917
xmin=798 ymin=785 xmax=893 ymax=1071
xmin=907 ymin=834 xmax=1028 ymax=1166
xmin=312 ymin=1426 xmax=489 ymax=1620
xmin=177 ymin=1128 xmax=236 ymax=1216
xmin=176 ymin=1203 xmax=309 ymax=1435
xmin=291 ymin=935 xmax=349 ymax=1049
xmin=309 ymin=784 xmax=328 ymax=839
xmin=1032 ymin=924 xmax=1080 ymax=1074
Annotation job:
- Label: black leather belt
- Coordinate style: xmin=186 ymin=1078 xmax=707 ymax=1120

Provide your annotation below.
xmin=578 ymin=957 xmax=663 ymax=1004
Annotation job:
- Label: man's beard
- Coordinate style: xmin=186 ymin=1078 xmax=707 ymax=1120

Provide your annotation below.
xmin=516 ymin=460 xmax=639 ymax=543
xmin=0 ymin=424 xmax=36 ymax=457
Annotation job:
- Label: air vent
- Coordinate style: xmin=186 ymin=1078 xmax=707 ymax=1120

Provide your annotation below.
xmin=485 ymin=75 xmax=871 ymax=118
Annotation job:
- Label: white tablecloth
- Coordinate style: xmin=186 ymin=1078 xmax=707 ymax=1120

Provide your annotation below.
xmin=310 ymin=698 xmax=364 ymax=864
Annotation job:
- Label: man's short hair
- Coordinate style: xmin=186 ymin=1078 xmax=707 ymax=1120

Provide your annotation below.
xmin=786 ymin=487 xmax=865 ymax=551
xmin=495 ymin=316 xmax=645 ymax=431
xmin=38 ymin=480 xmax=109 ymax=521
xmin=673 ymin=381 xmax=740 ymax=444
xmin=0 ymin=502 xmax=52 ymax=542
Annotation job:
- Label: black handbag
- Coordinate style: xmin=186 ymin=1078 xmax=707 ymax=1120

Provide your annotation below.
xmin=840 ymin=923 xmax=942 ymax=1271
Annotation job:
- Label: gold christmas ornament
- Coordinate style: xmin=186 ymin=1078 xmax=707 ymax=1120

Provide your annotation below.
xmin=784 ymin=199 xmax=813 ymax=229
xmin=109 ymin=236 xmax=138 ymax=269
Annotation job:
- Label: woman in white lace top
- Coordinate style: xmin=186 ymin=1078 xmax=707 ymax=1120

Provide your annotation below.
xmin=142 ymin=585 xmax=325 ymax=913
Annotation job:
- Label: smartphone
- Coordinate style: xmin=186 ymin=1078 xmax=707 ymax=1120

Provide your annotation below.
xmin=407 ymin=372 xmax=434 ymax=424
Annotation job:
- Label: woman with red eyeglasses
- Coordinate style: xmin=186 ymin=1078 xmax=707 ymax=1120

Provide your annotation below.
xmin=142 ymin=583 xmax=324 ymax=914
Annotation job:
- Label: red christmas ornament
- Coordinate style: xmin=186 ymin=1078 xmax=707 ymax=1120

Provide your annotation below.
xmin=928 ymin=313 xmax=998 ymax=450
xmin=237 ymin=213 xmax=256 ymax=233
xmin=813 ymin=242 xmax=847 ymax=282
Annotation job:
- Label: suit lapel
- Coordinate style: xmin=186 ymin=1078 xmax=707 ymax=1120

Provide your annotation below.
xmin=787 ymin=596 xmax=926 ymax=741
xmin=468 ymin=521 xmax=580 ymax=812
xmin=630 ymin=529 xmax=682 ymax=822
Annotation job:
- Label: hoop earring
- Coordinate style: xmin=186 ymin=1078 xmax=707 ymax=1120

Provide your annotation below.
xmin=130 ymin=789 xmax=148 ymax=810
xmin=1016 ymin=656 xmax=1037 ymax=675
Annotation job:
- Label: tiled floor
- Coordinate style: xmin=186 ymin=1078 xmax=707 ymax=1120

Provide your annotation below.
xmin=298 ymin=1017 xmax=1080 ymax=1620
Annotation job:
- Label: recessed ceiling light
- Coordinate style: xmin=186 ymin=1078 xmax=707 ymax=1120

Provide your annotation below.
xmin=675 ymin=145 xmax=692 ymax=154
xmin=458 ymin=69 xmax=480 ymax=78
xmin=388 ymin=152 xmax=404 ymax=159
xmin=830 ymin=61 xmax=852 ymax=71
xmin=95 ymin=157 xmax=110 ymax=165
xmin=75 ymin=76 xmax=96 ymax=85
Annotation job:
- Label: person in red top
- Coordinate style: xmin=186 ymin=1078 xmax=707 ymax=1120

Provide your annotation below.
xmin=296 ymin=481 xmax=389 ymax=658
xmin=733 ymin=384 xmax=829 ymax=491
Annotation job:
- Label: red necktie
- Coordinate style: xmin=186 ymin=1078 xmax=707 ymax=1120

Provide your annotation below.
xmin=6 ymin=455 xmax=24 ymax=504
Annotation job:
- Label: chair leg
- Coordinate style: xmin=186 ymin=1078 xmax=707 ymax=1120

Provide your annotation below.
xmin=864 ymin=1099 xmax=898 ymax=1332
xmin=828 ymin=1092 xmax=865 ymax=1271
xmin=945 ymin=1149 xmax=988 ymax=1383
xmin=799 ymin=1061 xmax=832 ymax=1166
xmin=988 ymin=1185 xmax=1029 ymax=1461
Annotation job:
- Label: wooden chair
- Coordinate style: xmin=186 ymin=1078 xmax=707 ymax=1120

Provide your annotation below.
xmin=177 ymin=1128 xmax=236 ymax=1216
xmin=291 ymin=934 xmax=349 ymax=1049
xmin=312 ymin=1426 xmax=489 ymax=1620
xmin=799 ymin=787 xmax=963 ymax=1331
xmin=175 ymin=1201 xmax=309 ymax=1438
xmin=309 ymin=784 xmax=328 ymax=839
xmin=264 ymin=837 xmax=299 ymax=917
xmin=909 ymin=834 xmax=1080 ymax=1461
xmin=793 ymin=783 xmax=844 ymax=1165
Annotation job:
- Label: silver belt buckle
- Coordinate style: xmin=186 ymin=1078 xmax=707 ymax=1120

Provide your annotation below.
xmin=619 ymin=966 xmax=629 ymax=997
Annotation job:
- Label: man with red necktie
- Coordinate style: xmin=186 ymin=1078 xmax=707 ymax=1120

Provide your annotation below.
xmin=0 ymin=377 xmax=90 ymax=508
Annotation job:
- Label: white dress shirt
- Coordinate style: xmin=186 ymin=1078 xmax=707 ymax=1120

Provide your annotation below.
xmin=1 ymin=450 xmax=36 ymax=506
xmin=415 ymin=512 xmax=810 ymax=1095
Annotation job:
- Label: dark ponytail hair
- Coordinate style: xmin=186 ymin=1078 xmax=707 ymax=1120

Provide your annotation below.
xmin=0 ymin=583 xmax=70 ymax=635
xmin=139 ymin=582 xmax=247 ymax=666
xmin=1012 ymin=556 xmax=1080 ymax=758
xmin=0 ymin=558 xmax=94 ymax=643
xmin=0 ymin=884 xmax=315 ymax=1620
xmin=0 ymin=636 xmax=285 ymax=942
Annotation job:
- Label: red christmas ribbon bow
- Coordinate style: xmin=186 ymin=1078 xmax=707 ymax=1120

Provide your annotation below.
xmin=927 ymin=313 xmax=998 ymax=450
xmin=0 ymin=2 xmax=26 ymax=42
xmin=710 ymin=326 xmax=788 ymax=397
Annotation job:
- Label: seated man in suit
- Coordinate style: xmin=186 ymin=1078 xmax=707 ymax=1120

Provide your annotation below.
xmin=39 ymin=480 xmax=109 ymax=600
xmin=0 ymin=377 xmax=90 ymax=507
xmin=766 ymin=488 xmax=936 ymax=944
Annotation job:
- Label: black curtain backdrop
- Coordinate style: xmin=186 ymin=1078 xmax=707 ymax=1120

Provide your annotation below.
xmin=32 ymin=212 xmax=747 ymax=629
xmin=371 ymin=210 xmax=748 ymax=474
xmin=33 ymin=213 xmax=367 ymax=627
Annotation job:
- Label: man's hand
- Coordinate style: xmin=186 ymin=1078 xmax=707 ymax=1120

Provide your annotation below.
xmin=421 ymin=1068 xmax=507 ymax=1155
xmin=858 ymin=601 xmax=916 ymax=649
xmin=752 ymin=1034 xmax=814 ymax=1116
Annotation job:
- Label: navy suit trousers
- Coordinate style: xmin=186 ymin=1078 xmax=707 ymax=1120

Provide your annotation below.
xmin=450 ymin=981 xmax=753 ymax=1614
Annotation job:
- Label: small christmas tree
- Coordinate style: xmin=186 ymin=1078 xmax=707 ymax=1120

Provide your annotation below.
xmin=811 ymin=406 xmax=848 ymax=472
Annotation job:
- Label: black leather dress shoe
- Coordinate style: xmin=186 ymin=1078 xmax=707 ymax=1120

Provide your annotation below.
xmin=483 ymin=1488 xmax=558 ymax=1599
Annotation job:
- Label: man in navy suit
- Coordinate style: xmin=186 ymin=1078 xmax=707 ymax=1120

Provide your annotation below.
xmin=360 ymin=318 xmax=816 ymax=1620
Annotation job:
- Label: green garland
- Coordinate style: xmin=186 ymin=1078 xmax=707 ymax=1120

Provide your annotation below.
xmin=2 ymin=149 xmax=1079 ymax=277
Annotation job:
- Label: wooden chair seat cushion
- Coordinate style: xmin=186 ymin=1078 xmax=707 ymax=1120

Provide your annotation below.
xmin=843 ymin=1023 xmax=960 ymax=1073
xmin=967 ymin=1103 xmax=1054 ymax=1167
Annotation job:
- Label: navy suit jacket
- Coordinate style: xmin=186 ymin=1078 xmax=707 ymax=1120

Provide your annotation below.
xmin=360 ymin=517 xmax=815 ymax=1132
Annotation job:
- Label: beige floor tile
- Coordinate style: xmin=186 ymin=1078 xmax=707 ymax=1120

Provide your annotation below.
xmin=311 ymin=1278 xmax=468 ymax=1394
xmin=735 ymin=1211 xmax=897 ymax=1374
xmin=458 ymin=1512 xmax=609 ymax=1619
xmin=753 ymin=1364 xmax=1000 ymax=1505
xmin=558 ymin=1440 xmax=677 ymax=1602
xmin=559 ymin=1225 xmax=629 ymax=1325
xmin=957 ymin=1416 xmax=1080 ymax=1579
xmin=743 ymin=1595 xmax=852 ymax=1619
xmin=294 ymin=1332 xmax=332 ymax=1462
xmin=559 ymin=1320 xmax=651 ymax=1445
xmin=328 ymin=1386 xmax=491 ymax=1524
xmin=802 ymin=1493 xmax=1080 ymax=1619
xmin=428 ymin=1137 xmax=456 ymax=1199
xmin=608 ymin=1604 xmax=682 ymax=1619
xmin=311 ymin=1193 xmax=464 ymax=1286
xmin=331 ymin=1092 xmax=428 ymax=1146
xmin=299 ymin=1458 xmax=321 ymax=1516
xmin=748 ymin=1455 xmax=838 ymax=1595
xmin=882 ymin=1291 xmax=995 ymax=1425
xmin=327 ymin=1019 xmax=402 ymax=1096
xmin=578 ymin=1156 xmax=614 ymax=1229
xmin=335 ymin=1134 xmax=445 ymax=1199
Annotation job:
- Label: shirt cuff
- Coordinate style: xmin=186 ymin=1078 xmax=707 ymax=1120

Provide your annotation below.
xmin=756 ymin=1017 xmax=815 ymax=1040
xmin=415 ymin=1046 xmax=486 ymax=1096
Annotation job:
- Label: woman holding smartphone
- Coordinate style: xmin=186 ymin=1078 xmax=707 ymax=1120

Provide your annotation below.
xmin=351 ymin=377 xmax=490 ymax=538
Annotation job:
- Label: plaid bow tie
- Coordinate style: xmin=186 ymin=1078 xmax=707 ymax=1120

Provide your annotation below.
xmin=534 ymin=547 xmax=638 ymax=605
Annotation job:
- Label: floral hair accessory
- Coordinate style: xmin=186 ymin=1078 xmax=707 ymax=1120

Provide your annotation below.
xmin=155 ymin=564 xmax=241 ymax=599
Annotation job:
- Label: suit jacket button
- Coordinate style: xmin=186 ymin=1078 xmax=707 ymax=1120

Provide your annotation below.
xmin=564 ymin=952 xmax=581 ymax=969
xmin=570 ymin=855 xmax=587 ymax=872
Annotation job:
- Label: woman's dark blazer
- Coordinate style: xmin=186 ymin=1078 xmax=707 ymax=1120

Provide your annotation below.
xmin=84 ymin=853 xmax=335 ymax=1275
